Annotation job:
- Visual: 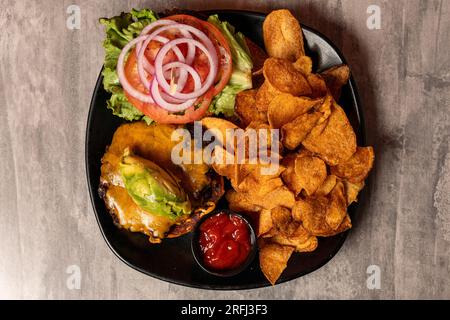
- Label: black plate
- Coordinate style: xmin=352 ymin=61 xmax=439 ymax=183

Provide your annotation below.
xmin=86 ymin=10 xmax=365 ymax=290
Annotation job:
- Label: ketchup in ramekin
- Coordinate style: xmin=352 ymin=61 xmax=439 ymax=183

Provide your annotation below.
xmin=192 ymin=211 xmax=256 ymax=275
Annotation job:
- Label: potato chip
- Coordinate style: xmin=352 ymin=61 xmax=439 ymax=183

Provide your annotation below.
xmin=255 ymin=80 xmax=282 ymax=113
xmin=239 ymin=162 xmax=286 ymax=182
xmin=336 ymin=214 xmax=352 ymax=233
xmin=246 ymin=120 xmax=268 ymax=130
xmin=281 ymin=112 xmax=322 ymax=150
xmin=315 ymin=95 xmax=333 ymax=125
xmin=256 ymin=186 xmax=296 ymax=210
xmin=297 ymin=148 xmax=316 ymax=158
xmin=272 ymin=233 xmax=318 ymax=253
xmin=302 ymin=103 xmax=357 ymax=165
xmin=212 ymin=160 xmax=239 ymax=184
xmin=307 ymin=74 xmax=328 ymax=98
xmin=294 ymin=155 xmax=327 ymax=196
xmin=227 ymin=185 xmax=295 ymax=212
xmin=292 ymin=183 xmax=351 ymax=236
xmin=201 ymin=117 xmax=239 ymax=150
xmin=281 ymin=154 xmax=303 ymax=195
xmin=298 ymin=236 xmax=319 ymax=252
xmin=330 ymin=146 xmax=375 ymax=183
xmin=325 ymin=181 xmax=347 ymax=230
xmin=263 ymin=9 xmax=305 ymax=61
xmin=237 ymin=175 xmax=284 ymax=196
xmin=343 ymin=179 xmax=365 ymax=205
xmin=244 ymin=121 xmax=273 ymax=148
xmin=258 ymin=209 xmax=273 ymax=237
xmin=235 ymin=89 xmax=267 ymax=127
xmin=226 ymin=190 xmax=260 ymax=212
xmin=271 ymin=223 xmax=317 ymax=252
xmin=258 ymin=239 xmax=295 ymax=285
xmin=271 ymin=206 xmax=297 ymax=236
xmin=321 ymin=65 xmax=350 ymax=101
xmin=293 ymin=56 xmax=313 ymax=75
xmin=268 ymin=93 xmax=322 ymax=129
xmin=263 ymin=58 xmax=312 ymax=96
xmin=316 ymin=175 xmax=338 ymax=196
xmin=292 ymin=197 xmax=328 ymax=236
xmin=280 ymin=95 xmax=333 ymax=150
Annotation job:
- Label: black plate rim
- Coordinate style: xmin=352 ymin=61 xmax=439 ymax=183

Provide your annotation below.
xmin=85 ymin=9 xmax=366 ymax=290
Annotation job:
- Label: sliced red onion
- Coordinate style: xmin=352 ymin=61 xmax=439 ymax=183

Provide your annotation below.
xmin=138 ymin=22 xmax=213 ymax=78
xmin=151 ymin=80 xmax=196 ymax=112
xmin=136 ymin=35 xmax=186 ymax=90
xmin=154 ymin=37 xmax=217 ymax=100
xmin=117 ymin=21 xmax=220 ymax=111
xmin=117 ymin=35 xmax=155 ymax=103
xmin=136 ymin=20 xmax=179 ymax=77
xmin=142 ymin=56 xmax=155 ymax=75
xmin=136 ymin=24 xmax=197 ymax=94
xmin=135 ymin=20 xmax=176 ymax=57
xmin=150 ymin=62 xmax=201 ymax=112
xmin=159 ymin=23 xmax=218 ymax=69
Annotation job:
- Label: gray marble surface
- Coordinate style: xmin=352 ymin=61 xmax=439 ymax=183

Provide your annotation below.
xmin=0 ymin=0 xmax=449 ymax=299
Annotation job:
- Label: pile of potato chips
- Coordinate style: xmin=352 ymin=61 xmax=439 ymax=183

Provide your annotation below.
xmin=209 ymin=9 xmax=374 ymax=285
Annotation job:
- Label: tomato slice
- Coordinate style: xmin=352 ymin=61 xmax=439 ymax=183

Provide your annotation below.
xmin=163 ymin=15 xmax=233 ymax=95
xmin=124 ymin=48 xmax=212 ymax=124
xmin=122 ymin=14 xmax=233 ymax=124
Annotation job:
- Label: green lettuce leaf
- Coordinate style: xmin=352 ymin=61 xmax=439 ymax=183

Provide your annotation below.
xmin=99 ymin=9 xmax=158 ymax=123
xmin=207 ymin=15 xmax=253 ymax=117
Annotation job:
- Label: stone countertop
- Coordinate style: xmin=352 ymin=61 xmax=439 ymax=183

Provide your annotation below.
xmin=0 ymin=0 xmax=449 ymax=299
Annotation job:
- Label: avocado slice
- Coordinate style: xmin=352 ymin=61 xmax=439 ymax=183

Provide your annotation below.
xmin=119 ymin=148 xmax=191 ymax=220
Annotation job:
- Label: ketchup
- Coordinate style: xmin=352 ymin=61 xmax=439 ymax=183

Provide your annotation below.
xmin=198 ymin=212 xmax=251 ymax=271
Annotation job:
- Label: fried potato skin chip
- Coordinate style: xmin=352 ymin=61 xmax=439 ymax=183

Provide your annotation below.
xmin=302 ymin=103 xmax=357 ymax=166
xmin=272 ymin=234 xmax=318 ymax=253
xmin=263 ymin=58 xmax=312 ymax=96
xmin=271 ymin=206 xmax=297 ymax=236
xmin=293 ymin=56 xmax=313 ymax=75
xmin=235 ymin=89 xmax=267 ymax=127
xmin=282 ymin=112 xmax=323 ymax=150
xmin=294 ymin=155 xmax=327 ymax=196
xmin=212 ymin=161 xmax=240 ymax=185
xmin=258 ymin=239 xmax=295 ymax=285
xmin=292 ymin=197 xmax=329 ymax=236
xmin=258 ymin=209 xmax=273 ymax=237
xmin=292 ymin=182 xmax=351 ymax=237
xmin=268 ymin=94 xmax=322 ymax=129
xmin=343 ymin=179 xmax=365 ymax=205
xmin=281 ymin=154 xmax=303 ymax=195
xmin=256 ymin=187 xmax=296 ymax=210
xmin=263 ymin=9 xmax=305 ymax=61
xmin=237 ymin=175 xmax=284 ymax=196
xmin=316 ymin=175 xmax=338 ymax=196
xmin=226 ymin=186 xmax=295 ymax=212
xmin=281 ymin=95 xmax=333 ymax=150
xmin=325 ymin=181 xmax=347 ymax=230
xmin=271 ymin=224 xmax=318 ymax=252
xmin=321 ymin=65 xmax=350 ymax=101
xmin=255 ymin=80 xmax=282 ymax=113
xmin=201 ymin=117 xmax=239 ymax=150
xmin=226 ymin=190 xmax=260 ymax=212
xmin=307 ymin=74 xmax=328 ymax=98
xmin=330 ymin=146 xmax=375 ymax=183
